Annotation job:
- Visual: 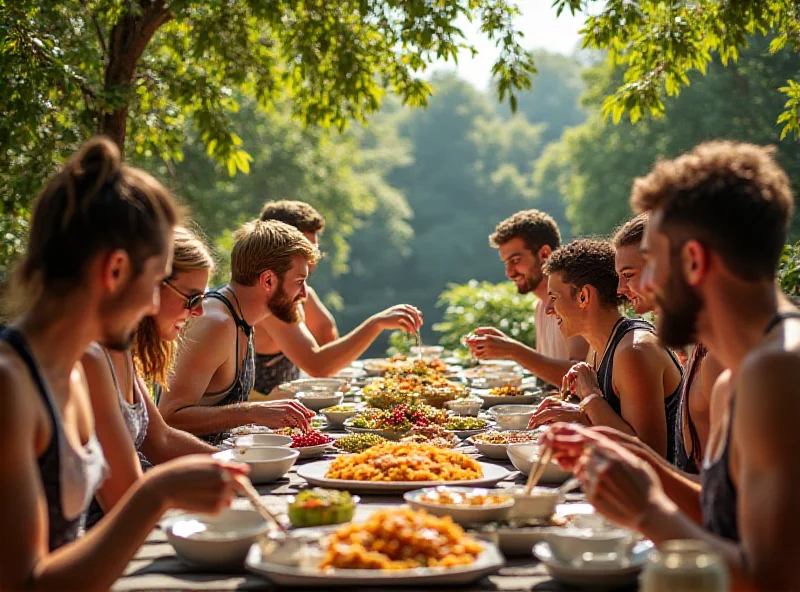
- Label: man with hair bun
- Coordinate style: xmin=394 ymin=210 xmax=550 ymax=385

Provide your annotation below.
xmin=527 ymin=238 xmax=684 ymax=461
xmin=465 ymin=209 xmax=590 ymax=386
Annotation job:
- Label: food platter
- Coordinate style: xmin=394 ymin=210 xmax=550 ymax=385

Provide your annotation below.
xmin=473 ymin=388 xmax=544 ymax=408
xmin=246 ymin=536 xmax=504 ymax=587
xmin=296 ymin=460 xmax=512 ymax=494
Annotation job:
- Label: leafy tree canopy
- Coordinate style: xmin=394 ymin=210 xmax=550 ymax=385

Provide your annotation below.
xmin=554 ymin=0 xmax=800 ymax=137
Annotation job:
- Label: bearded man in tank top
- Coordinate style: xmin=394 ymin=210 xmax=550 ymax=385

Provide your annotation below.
xmin=541 ymin=141 xmax=800 ymax=590
xmin=159 ymin=220 xmax=321 ymax=441
xmin=527 ymin=238 xmax=684 ymax=460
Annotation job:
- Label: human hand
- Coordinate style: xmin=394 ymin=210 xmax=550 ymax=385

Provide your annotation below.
xmin=373 ymin=305 xmax=423 ymax=334
xmin=463 ymin=329 xmax=520 ymax=361
xmin=147 ymin=454 xmax=249 ymax=513
xmin=527 ymin=399 xmax=589 ymax=429
xmin=563 ymin=362 xmax=602 ymax=402
xmin=573 ymin=438 xmax=674 ymax=532
xmin=254 ymin=400 xmax=314 ymax=430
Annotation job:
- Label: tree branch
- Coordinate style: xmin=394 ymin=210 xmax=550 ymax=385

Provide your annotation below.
xmin=78 ymin=0 xmax=108 ymax=60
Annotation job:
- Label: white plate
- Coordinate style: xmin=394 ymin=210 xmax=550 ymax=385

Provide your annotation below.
xmin=473 ymin=503 xmax=595 ymax=556
xmin=475 ymin=390 xmax=543 ymax=409
xmin=342 ymin=423 xmax=407 ymax=441
xmin=468 ymin=439 xmax=509 ymax=460
xmin=246 ymin=538 xmax=504 ymax=587
xmin=296 ymin=460 xmax=512 ymax=494
xmin=293 ymin=442 xmax=335 ymax=460
xmin=533 ymin=540 xmax=653 ymax=586
xmin=279 ymin=378 xmax=345 ymax=395
xmin=404 ymin=487 xmax=514 ymax=525
xmin=445 ymin=427 xmax=491 ymax=440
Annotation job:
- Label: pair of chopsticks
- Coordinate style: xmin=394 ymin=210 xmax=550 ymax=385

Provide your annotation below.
xmin=234 ymin=475 xmax=287 ymax=535
xmin=522 ymin=444 xmax=554 ymax=495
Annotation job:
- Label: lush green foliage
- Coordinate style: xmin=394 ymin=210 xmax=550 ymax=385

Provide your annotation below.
xmin=779 ymin=242 xmax=800 ymax=298
xmin=0 ymin=0 xmax=536 ymax=280
xmin=537 ymin=36 xmax=800 ymax=238
xmin=553 ymin=0 xmax=800 ymax=138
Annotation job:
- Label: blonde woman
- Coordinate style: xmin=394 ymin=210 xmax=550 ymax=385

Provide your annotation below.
xmin=83 ymin=226 xmax=224 ymax=522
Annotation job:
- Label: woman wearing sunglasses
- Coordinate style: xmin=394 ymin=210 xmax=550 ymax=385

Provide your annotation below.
xmin=82 ymin=226 xmax=222 ymax=524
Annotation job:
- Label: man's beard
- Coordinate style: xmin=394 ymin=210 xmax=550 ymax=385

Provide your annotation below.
xmin=268 ymin=282 xmax=301 ymax=324
xmin=655 ymin=263 xmax=703 ymax=349
xmin=98 ymin=288 xmax=138 ymax=351
xmin=102 ymin=330 xmax=136 ymax=352
xmin=517 ymin=270 xmax=543 ymax=295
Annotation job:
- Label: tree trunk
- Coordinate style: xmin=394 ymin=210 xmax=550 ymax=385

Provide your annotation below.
xmin=101 ymin=1 xmax=170 ymax=151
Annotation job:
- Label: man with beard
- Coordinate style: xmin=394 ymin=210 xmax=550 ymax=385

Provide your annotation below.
xmin=465 ymin=210 xmax=589 ymax=386
xmin=541 ymin=141 xmax=800 ymax=590
xmin=159 ymin=220 xmax=321 ymax=441
xmin=613 ymin=213 xmax=724 ymax=473
xmin=527 ymin=238 xmax=684 ymax=460
xmin=248 ymin=202 xmax=425 ymax=398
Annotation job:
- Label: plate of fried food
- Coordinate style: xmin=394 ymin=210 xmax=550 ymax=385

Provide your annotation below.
xmin=246 ymin=507 xmax=504 ymax=586
xmin=474 ymin=384 xmax=544 ymax=408
xmin=296 ymin=442 xmax=511 ymax=494
xmin=468 ymin=430 xmax=540 ymax=460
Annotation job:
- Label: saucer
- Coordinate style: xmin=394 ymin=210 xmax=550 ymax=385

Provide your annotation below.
xmin=533 ymin=540 xmax=654 ymax=587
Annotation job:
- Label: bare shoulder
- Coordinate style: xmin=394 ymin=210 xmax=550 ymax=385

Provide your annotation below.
xmin=182 ymin=301 xmax=236 ymax=344
xmin=615 ymin=330 xmax=663 ymax=370
xmin=739 ymin=346 xmax=800 ymax=411
xmin=0 ymin=347 xmax=39 ymax=440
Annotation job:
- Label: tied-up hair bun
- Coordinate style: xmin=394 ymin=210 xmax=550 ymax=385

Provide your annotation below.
xmin=60 ymin=137 xmax=123 ymax=230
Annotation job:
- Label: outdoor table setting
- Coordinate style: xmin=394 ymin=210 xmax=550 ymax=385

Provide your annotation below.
xmin=113 ymin=353 xmax=649 ymax=592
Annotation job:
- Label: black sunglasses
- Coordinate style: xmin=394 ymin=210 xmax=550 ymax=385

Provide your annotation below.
xmin=162 ymin=279 xmax=205 ymax=310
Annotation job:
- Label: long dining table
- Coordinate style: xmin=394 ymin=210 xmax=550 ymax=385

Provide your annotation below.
xmin=112 ymin=379 xmax=640 ymax=591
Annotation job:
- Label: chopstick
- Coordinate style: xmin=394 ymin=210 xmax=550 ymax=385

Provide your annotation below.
xmin=523 ymin=445 xmax=554 ymax=495
xmin=415 ymin=329 xmax=423 ymax=361
xmin=234 ymin=475 xmax=288 ymax=534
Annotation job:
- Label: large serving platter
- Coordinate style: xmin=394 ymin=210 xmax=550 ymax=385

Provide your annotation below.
xmin=246 ymin=535 xmax=504 ymax=587
xmin=296 ymin=460 xmax=512 ymax=494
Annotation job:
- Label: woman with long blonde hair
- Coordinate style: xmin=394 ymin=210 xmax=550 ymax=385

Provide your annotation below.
xmin=83 ymin=225 xmax=224 ymax=523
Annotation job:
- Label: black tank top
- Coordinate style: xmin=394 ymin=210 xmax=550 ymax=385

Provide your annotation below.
xmin=253 ymin=352 xmax=300 ymax=395
xmin=700 ymin=311 xmax=800 ymax=542
xmin=674 ymin=344 xmax=707 ymax=474
xmin=2 ymin=327 xmax=81 ymax=550
xmin=596 ymin=318 xmax=683 ymax=462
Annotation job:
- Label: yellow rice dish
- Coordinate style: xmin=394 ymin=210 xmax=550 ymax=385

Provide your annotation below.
xmin=324 ymin=442 xmax=483 ymax=482
xmin=321 ymin=508 xmax=483 ymax=570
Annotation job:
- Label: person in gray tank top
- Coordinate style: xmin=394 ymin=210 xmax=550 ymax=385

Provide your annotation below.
xmin=0 ymin=138 xmax=245 ymax=591
xmin=540 ymin=141 xmax=800 ymax=590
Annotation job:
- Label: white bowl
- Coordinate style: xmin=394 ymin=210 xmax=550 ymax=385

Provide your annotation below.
xmin=547 ymin=527 xmax=639 ymax=566
xmin=231 ymin=434 xmax=293 ymax=448
xmin=477 ymin=359 xmax=521 ymax=370
xmin=279 ymin=378 xmax=345 ymax=395
xmin=293 ymin=441 xmax=334 ymax=460
xmin=295 ymin=391 xmax=344 ymax=412
xmin=468 ymin=372 xmax=524 ymax=389
xmin=507 ymin=443 xmax=571 ymax=485
xmin=164 ymin=508 xmax=269 ymax=567
xmin=213 ymin=447 xmax=299 ymax=484
xmin=320 ymin=404 xmax=361 ymax=428
xmin=445 ymin=399 xmax=483 ymax=417
xmin=507 ymin=486 xmax=560 ymax=521
xmin=469 ymin=439 xmax=509 ymax=460
xmin=404 ymin=486 xmax=514 ymax=525
xmin=489 ymin=405 xmax=537 ymax=430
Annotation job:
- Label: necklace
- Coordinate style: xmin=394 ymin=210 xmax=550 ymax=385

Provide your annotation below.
xmin=592 ymin=317 xmax=626 ymax=371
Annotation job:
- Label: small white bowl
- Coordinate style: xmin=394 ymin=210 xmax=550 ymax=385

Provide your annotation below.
xmin=547 ymin=527 xmax=638 ymax=566
xmin=490 ymin=405 xmax=537 ymax=430
xmin=295 ymin=391 xmax=344 ymax=412
xmin=164 ymin=508 xmax=269 ymax=567
xmin=507 ymin=443 xmax=571 ymax=485
xmin=320 ymin=404 xmax=360 ymax=428
xmin=213 ymin=446 xmax=299 ymax=484
xmin=293 ymin=441 xmax=334 ymax=460
xmin=477 ymin=359 xmax=521 ymax=370
xmin=469 ymin=372 xmax=524 ymax=389
xmin=507 ymin=486 xmax=560 ymax=521
xmin=445 ymin=398 xmax=483 ymax=417
xmin=231 ymin=434 xmax=293 ymax=448
xmin=404 ymin=486 xmax=514 ymax=525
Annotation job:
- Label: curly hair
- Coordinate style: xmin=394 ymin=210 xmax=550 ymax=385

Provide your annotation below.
xmin=631 ymin=141 xmax=794 ymax=281
xmin=543 ymin=239 xmax=622 ymax=308
xmin=231 ymin=219 xmax=320 ymax=286
xmin=489 ymin=209 xmax=561 ymax=255
xmin=613 ymin=213 xmax=649 ymax=249
xmin=133 ymin=226 xmax=216 ymax=386
xmin=259 ymin=200 xmax=325 ymax=234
